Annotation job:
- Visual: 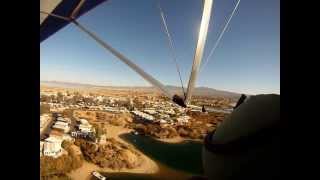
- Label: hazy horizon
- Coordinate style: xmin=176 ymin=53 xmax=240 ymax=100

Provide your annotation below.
xmin=40 ymin=79 xmax=280 ymax=96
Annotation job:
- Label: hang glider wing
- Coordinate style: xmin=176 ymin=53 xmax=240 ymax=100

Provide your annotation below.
xmin=40 ymin=0 xmax=108 ymax=42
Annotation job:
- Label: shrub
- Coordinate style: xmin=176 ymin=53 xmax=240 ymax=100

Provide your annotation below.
xmin=40 ymin=104 xmax=50 ymax=115
xmin=61 ymin=140 xmax=72 ymax=149
xmin=40 ymin=145 xmax=83 ymax=178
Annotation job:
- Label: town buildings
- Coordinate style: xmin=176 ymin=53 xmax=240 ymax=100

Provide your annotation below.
xmin=132 ymin=110 xmax=155 ymax=121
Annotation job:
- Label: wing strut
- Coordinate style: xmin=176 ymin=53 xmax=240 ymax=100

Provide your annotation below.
xmin=184 ymin=0 xmax=213 ymax=105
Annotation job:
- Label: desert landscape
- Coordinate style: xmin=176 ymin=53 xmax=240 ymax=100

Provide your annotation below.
xmin=40 ymin=81 xmax=238 ymax=180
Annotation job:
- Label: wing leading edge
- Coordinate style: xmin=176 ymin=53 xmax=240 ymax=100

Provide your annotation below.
xmin=40 ymin=0 xmax=108 ymax=42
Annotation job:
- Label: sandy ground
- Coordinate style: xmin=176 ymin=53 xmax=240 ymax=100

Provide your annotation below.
xmin=152 ymin=135 xmax=203 ymax=144
xmin=155 ymin=136 xmax=185 ymax=143
xmin=68 ymin=125 xmax=159 ymax=180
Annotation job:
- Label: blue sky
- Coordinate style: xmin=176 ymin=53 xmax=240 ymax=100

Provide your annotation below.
xmin=40 ymin=0 xmax=279 ymax=95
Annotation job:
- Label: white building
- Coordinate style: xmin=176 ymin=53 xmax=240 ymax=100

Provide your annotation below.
xmin=55 ymin=121 xmax=69 ymax=126
xmin=79 ymin=124 xmax=92 ymax=133
xmin=159 ymin=119 xmax=167 ymax=124
xmin=64 ymin=118 xmax=71 ymax=124
xmin=57 ymin=117 xmax=71 ymax=124
xmin=96 ymin=96 xmax=105 ymax=102
xmin=77 ymin=118 xmax=93 ymax=133
xmin=132 ymin=110 xmax=155 ymax=121
xmin=164 ymin=109 xmax=175 ymax=115
xmin=43 ymin=136 xmax=63 ymax=158
xmin=43 ymin=142 xmax=61 ymax=157
xmin=78 ymin=118 xmax=89 ymax=125
xmin=45 ymin=135 xmax=63 ymax=144
xmin=52 ymin=121 xmax=70 ymax=133
xmin=159 ymin=113 xmax=170 ymax=119
xmin=143 ymin=108 xmax=157 ymax=115
xmin=104 ymin=106 xmax=120 ymax=113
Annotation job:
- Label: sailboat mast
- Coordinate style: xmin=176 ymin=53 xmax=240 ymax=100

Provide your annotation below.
xmin=185 ymin=0 xmax=213 ymax=105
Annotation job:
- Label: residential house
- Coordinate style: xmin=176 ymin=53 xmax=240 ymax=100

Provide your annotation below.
xmin=52 ymin=121 xmax=70 ymax=133
xmin=43 ymin=136 xmax=63 ymax=158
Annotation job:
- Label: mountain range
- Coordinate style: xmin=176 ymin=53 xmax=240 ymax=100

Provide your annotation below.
xmin=40 ymin=81 xmax=241 ymax=99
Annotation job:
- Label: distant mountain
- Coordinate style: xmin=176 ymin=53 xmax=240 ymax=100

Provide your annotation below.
xmin=40 ymin=81 xmax=241 ymax=99
xmin=186 ymin=86 xmax=240 ymax=99
xmin=40 ymin=81 xmax=103 ymax=89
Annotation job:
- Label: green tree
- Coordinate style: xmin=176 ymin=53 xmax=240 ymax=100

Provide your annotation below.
xmin=72 ymin=94 xmax=82 ymax=104
xmin=62 ymin=109 xmax=74 ymax=118
xmin=83 ymin=97 xmax=94 ymax=105
xmin=61 ymin=140 xmax=72 ymax=149
xmin=102 ymin=98 xmax=108 ymax=105
xmin=40 ymin=95 xmax=50 ymax=103
xmin=50 ymin=95 xmax=56 ymax=103
xmin=40 ymin=104 xmax=50 ymax=115
xmin=93 ymin=124 xmax=105 ymax=138
xmin=57 ymin=92 xmax=64 ymax=103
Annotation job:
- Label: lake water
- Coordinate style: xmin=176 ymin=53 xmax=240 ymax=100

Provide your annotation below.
xmin=100 ymin=133 xmax=204 ymax=180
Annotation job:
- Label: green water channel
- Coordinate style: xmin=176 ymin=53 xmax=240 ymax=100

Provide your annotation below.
xmin=99 ymin=133 xmax=204 ymax=180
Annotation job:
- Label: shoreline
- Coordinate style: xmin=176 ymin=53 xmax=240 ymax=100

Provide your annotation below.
xmin=68 ymin=125 xmax=159 ymax=180
xmin=155 ymin=136 xmax=203 ymax=144
xmin=155 ymin=136 xmax=185 ymax=143
xmin=103 ymin=125 xmax=160 ymax=174
xmin=68 ymin=124 xmax=203 ymax=180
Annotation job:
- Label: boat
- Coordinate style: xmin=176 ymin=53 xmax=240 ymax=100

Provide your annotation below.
xmin=92 ymin=171 xmax=107 ymax=180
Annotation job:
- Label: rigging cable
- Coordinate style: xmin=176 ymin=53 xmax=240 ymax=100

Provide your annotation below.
xmin=157 ymin=1 xmax=186 ymax=99
xmin=40 ymin=11 xmax=175 ymax=100
xmin=200 ymin=0 xmax=241 ymax=73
